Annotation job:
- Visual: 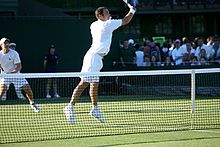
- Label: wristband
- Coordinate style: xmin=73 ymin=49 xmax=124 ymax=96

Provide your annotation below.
xmin=129 ymin=9 xmax=136 ymax=15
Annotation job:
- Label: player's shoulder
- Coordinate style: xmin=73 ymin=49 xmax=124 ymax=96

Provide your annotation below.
xmin=91 ymin=20 xmax=99 ymax=25
xmin=9 ymin=49 xmax=20 ymax=56
xmin=9 ymin=49 xmax=18 ymax=54
xmin=106 ymin=19 xmax=122 ymax=24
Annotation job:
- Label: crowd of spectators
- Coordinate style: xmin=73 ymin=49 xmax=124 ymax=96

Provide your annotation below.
xmin=117 ymin=35 xmax=220 ymax=68
xmin=133 ymin=0 xmax=220 ymax=7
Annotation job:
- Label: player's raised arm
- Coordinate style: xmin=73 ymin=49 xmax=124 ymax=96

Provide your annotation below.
xmin=122 ymin=6 xmax=136 ymax=26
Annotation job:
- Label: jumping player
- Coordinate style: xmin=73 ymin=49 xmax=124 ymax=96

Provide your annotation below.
xmin=64 ymin=5 xmax=136 ymax=124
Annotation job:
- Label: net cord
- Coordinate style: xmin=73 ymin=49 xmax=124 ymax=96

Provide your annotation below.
xmin=0 ymin=68 xmax=219 ymax=78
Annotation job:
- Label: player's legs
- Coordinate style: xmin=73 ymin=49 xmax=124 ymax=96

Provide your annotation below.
xmin=14 ymin=85 xmax=26 ymax=100
xmin=0 ymin=78 xmax=10 ymax=101
xmin=64 ymin=80 xmax=89 ymax=124
xmin=14 ymin=77 xmax=40 ymax=112
xmin=46 ymin=79 xmax=52 ymax=98
xmin=89 ymin=82 xmax=105 ymax=122
xmin=0 ymin=84 xmax=8 ymax=101
xmin=22 ymin=84 xmax=34 ymax=101
xmin=21 ymin=84 xmax=40 ymax=112
xmin=89 ymin=82 xmax=99 ymax=106
xmin=70 ymin=80 xmax=89 ymax=105
xmin=52 ymin=78 xmax=60 ymax=98
xmin=64 ymin=52 xmax=103 ymax=124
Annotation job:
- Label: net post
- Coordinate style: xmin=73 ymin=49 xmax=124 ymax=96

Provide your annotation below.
xmin=191 ymin=69 xmax=196 ymax=113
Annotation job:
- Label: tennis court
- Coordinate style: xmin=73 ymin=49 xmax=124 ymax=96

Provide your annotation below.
xmin=0 ymin=69 xmax=220 ymax=146
xmin=0 ymin=97 xmax=220 ymax=146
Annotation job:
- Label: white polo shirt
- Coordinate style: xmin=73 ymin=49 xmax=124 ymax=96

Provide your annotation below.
xmin=0 ymin=49 xmax=21 ymax=74
xmin=0 ymin=49 xmax=28 ymax=89
xmin=89 ymin=19 xmax=122 ymax=55
xmin=81 ymin=19 xmax=122 ymax=83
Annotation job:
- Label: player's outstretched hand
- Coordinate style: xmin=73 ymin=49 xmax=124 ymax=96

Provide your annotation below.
xmin=128 ymin=5 xmax=136 ymax=11
xmin=129 ymin=5 xmax=136 ymax=15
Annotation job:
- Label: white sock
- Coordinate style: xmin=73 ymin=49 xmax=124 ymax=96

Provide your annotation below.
xmin=92 ymin=105 xmax=98 ymax=110
xmin=68 ymin=103 xmax=74 ymax=109
xmin=2 ymin=93 xmax=7 ymax=99
xmin=29 ymin=100 xmax=34 ymax=105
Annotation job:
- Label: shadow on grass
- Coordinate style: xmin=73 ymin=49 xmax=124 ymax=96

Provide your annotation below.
xmin=0 ymin=95 xmax=195 ymax=106
xmin=0 ymin=95 xmax=219 ymax=106
xmin=94 ymin=136 xmax=220 ymax=147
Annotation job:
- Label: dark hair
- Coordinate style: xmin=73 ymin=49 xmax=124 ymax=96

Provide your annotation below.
xmin=95 ymin=7 xmax=107 ymax=19
xmin=48 ymin=44 xmax=55 ymax=53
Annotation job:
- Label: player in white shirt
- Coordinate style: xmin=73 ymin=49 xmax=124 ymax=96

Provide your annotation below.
xmin=64 ymin=6 xmax=136 ymax=124
xmin=0 ymin=38 xmax=40 ymax=112
xmin=8 ymin=42 xmax=26 ymax=100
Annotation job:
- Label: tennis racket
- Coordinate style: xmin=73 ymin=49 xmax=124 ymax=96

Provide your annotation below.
xmin=122 ymin=0 xmax=132 ymax=8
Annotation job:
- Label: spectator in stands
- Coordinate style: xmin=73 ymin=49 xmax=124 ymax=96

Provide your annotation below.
xmin=0 ymin=37 xmax=40 ymax=112
xmin=206 ymin=35 xmax=214 ymax=46
xmin=212 ymin=36 xmax=220 ymax=64
xmin=195 ymin=37 xmax=208 ymax=59
xmin=180 ymin=37 xmax=189 ymax=52
xmin=171 ymin=39 xmax=185 ymax=65
xmin=191 ymin=56 xmax=200 ymax=66
xmin=8 ymin=42 xmax=26 ymax=100
xmin=161 ymin=41 xmax=170 ymax=62
xmin=193 ymin=37 xmax=199 ymax=49
xmin=9 ymin=43 xmax=16 ymax=50
xmin=184 ymin=41 xmax=196 ymax=64
xmin=198 ymin=48 xmax=208 ymax=62
xmin=134 ymin=44 xmax=145 ymax=67
xmin=199 ymin=57 xmax=209 ymax=66
xmin=143 ymin=55 xmax=151 ymax=67
xmin=143 ymin=39 xmax=151 ymax=57
xmin=149 ymin=41 xmax=162 ymax=65
xmin=150 ymin=55 xmax=161 ymax=66
xmin=119 ymin=40 xmax=136 ymax=70
xmin=43 ymin=44 xmax=60 ymax=98
xmin=181 ymin=53 xmax=191 ymax=66
xmin=215 ymin=47 xmax=220 ymax=64
xmin=213 ymin=37 xmax=220 ymax=64
xmin=128 ymin=38 xmax=135 ymax=48
xmin=162 ymin=56 xmax=174 ymax=66
xmin=206 ymin=36 xmax=216 ymax=61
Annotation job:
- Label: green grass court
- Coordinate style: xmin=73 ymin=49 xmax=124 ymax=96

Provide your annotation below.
xmin=0 ymin=97 xmax=219 ymax=146
xmin=1 ymin=129 xmax=220 ymax=147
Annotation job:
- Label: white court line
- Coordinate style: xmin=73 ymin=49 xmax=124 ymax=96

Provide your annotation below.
xmin=193 ymin=129 xmax=220 ymax=134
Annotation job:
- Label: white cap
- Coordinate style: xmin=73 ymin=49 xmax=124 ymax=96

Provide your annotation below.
xmin=9 ymin=43 xmax=16 ymax=47
xmin=128 ymin=39 xmax=134 ymax=45
xmin=0 ymin=37 xmax=10 ymax=45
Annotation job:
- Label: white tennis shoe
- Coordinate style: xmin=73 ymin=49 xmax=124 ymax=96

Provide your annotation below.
xmin=89 ymin=107 xmax=106 ymax=123
xmin=64 ymin=105 xmax=75 ymax=124
xmin=54 ymin=93 xmax=60 ymax=98
xmin=46 ymin=94 xmax=51 ymax=98
xmin=30 ymin=103 xmax=40 ymax=113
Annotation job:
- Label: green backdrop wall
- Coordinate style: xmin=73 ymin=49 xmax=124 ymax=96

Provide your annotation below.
xmin=0 ymin=18 xmax=125 ymax=72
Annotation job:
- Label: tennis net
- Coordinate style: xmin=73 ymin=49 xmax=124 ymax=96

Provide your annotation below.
xmin=0 ymin=68 xmax=219 ymax=143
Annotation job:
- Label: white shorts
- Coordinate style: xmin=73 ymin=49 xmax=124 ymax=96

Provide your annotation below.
xmin=0 ymin=78 xmax=29 ymax=90
xmin=80 ymin=52 xmax=103 ymax=83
